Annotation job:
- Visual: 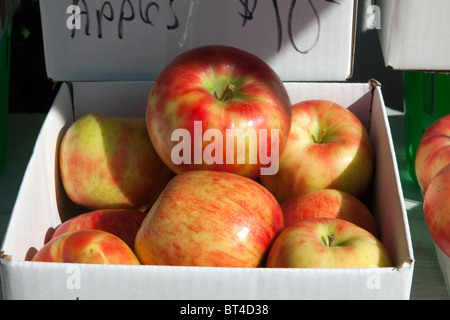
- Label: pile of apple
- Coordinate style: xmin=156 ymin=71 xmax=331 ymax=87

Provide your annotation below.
xmin=32 ymin=45 xmax=392 ymax=269
xmin=415 ymin=114 xmax=450 ymax=258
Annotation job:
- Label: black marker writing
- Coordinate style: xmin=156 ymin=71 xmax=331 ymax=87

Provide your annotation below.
xmin=238 ymin=0 xmax=258 ymax=26
xmin=97 ymin=2 xmax=113 ymax=39
xmin=68 ymin=0 xmax=340 ymax=51
xmin=139 ymin=0 xmax=159 ymax=26
xmin=119 ymin=0 xmax=135 ymax=39
xmin=288 ymin=0 xmax=320 ymax=54
xmin=71 ymin=0 xmax=90 ymax=38
xmin=167 ymin=0 xmax=179 ymax=30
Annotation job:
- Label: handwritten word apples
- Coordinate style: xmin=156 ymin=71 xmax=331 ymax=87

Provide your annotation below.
xmin=32 ymin=229 xmax=140 ymax=265
xmin=59 ymin=114 xmax=173 ymax=211
xmin=135 ymin=170 xmax=284 ymax=267
xmin=261 ymin=100 xmax=374 ymax=203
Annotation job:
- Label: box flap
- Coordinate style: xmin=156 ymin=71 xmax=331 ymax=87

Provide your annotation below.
xmin=377 ymin=0 xmax=450 ymax=71
xmin=39 ymin=0 xmax=356 ymax=82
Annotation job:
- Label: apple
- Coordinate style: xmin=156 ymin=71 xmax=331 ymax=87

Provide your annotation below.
xmin=50 ymin=209 xmax=147 ymax=249
xmin=32 ymin=229 xmax=141 ymax=265
xmin=415 ymin=114 xmax=450 ymax=192
xmin=281 ymin=189 xmax=379 ymax=238
xmin=266 ymin=218 xmax=392 ymax=268
xmin=423 ymin=163 xmax=450 ymax=257
xmin=134 ymin=170 xmax=284 ymax=267
xmin=146 ymin=45 xmax=292 ymax=179
xmin=260 ymin=100 xmax=374 ymax=203
xmin=59 ymin=114 xmax=174 ymax=211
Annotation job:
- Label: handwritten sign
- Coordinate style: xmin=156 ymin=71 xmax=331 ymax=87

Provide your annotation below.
xmin=40 ymin=0 xmax=356 ymax=81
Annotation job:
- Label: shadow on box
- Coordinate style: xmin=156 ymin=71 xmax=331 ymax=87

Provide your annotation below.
xmin=346 ymin=87 xmax=377 ymax=235
xmin=24 ymin=116 xmax=86 ymax=262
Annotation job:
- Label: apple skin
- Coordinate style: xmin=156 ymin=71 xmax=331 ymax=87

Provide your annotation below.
xmin=50 ymin=209 xmax=147 ymax=249
xmin=134 ymin=170 xmax=284 ymax=267
xmin=423 ymin=163 xmax=450 ymax=257
xmin=260 ymin=100 xmax=374 ymax=203
xmin=32 ymin=229 xmax=141 ymax=265
xmin=415 ymin=114 xmax=450 ymax=193
xmin=146 ymin=45 xmax=292 ymax=179
xmin=281 ymin=189 xmax=379 ymax=238
xmin=266 ymin=218 xmax=392 ymax=268
xmin=59 ymin=114 xmax=174 ymax=211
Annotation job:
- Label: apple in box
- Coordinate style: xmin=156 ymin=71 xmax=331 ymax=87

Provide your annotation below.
xmin=423 ymin=163 xmax=450 ymax=257
xmin=32 ymin=229 xmax=141 ymax=265
xmin=260 ymin=100 xmax=374 ymax=203
xmin=266 ymin=218 xmax=392 ymax=269
xmin=146 ymin=45 xmax=292 ymax=179
xmin=415 ymin=114 xmax=450 ymax=193
xmin=59 ymin=114 xmax=174 ymax=211
xmin=50 ymin=209 xmax=147 ymax=250
xmin=134 ymin=170 xmax=284 ymax=267
xmin=281 ymin=189 xmax=379 ymax=238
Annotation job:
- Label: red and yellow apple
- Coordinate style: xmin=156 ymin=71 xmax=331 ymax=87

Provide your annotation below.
xmin=50 ymin=209 xmax=147 ymax=249
xmin=260 ymin=100 xmax=374 ymax=203
xmin=423 ymin=163 xmax=450 ymax=257
xmin=146 ymin=45 xmax=292 ymax=178
xmin=281 ymin=189 xmax=379 ymax=238
xmin=134 ymin=170 xmax=284 ymax=267
xmin=266 ymin=218 xmax=392 ymax=268
xmin=59 ymin=114 xmax=174 ymax=211
xmin=415 ymin=114 xmax=450 ymax=192
xmin=32 ymin=229 xmax=141 ymax=265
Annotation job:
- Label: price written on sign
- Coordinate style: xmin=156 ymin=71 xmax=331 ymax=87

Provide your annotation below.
xmin=66 ymin=0 xmax=341 ymax=54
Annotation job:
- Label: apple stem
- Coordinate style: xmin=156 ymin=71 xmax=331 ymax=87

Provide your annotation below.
xmin=215 ymin=84 xmax=236 ymax=102
xmin=327 ymin=233 xmax=335 ymax=247
xmin=312 ymin=129 xmax=327 ymax=144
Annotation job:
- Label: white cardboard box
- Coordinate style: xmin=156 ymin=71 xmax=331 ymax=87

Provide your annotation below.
xmin=377 ymin=0 xmax=450 ymax=71
xmin=1 ymin=0 xmax=415 ymax=300
xmin=0 ymin=81 xmax=415 ymax=300
xmin=40 ymin=0 xmax=357 ymax=81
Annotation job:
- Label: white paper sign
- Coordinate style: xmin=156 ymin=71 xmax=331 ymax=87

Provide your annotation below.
xmin=40 ymin=0 xmax=356 ymax=81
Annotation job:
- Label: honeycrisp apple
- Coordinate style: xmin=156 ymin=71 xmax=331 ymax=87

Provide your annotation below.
xmin=59 ymin=114 xmax=173 ymax=211
xmin=50 ymin=209 xmax=147 ymax=249
xmin=423 ymin=163 xmax=450 ymax=257
xmin=146 ymin=45 xmax=292 ymax=178
xmin=281 ymin=189 xmax=379 ymax=238
xmin=261 ymin=100 xmax=374 ymax=203
xmin=32 ymin=229 xmax=141 ymax=265
xmin=134 ymin=170 xmax=284 ymax=267
xmin=266 ymin=218 xmax=392 ymax=268
xmin=415 ymin=114 xmax=450 ymax=192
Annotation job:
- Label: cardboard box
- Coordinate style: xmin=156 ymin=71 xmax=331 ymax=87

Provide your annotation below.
xmin=40 ymin=0 xmax=356 ymax=82
xmin=0 ymin=81 xmax=415 ymax=300
xmin=1 ymin=0 xmax=415 ymax=300
xmin=377 ymin=0 xmax=450 ymax=71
